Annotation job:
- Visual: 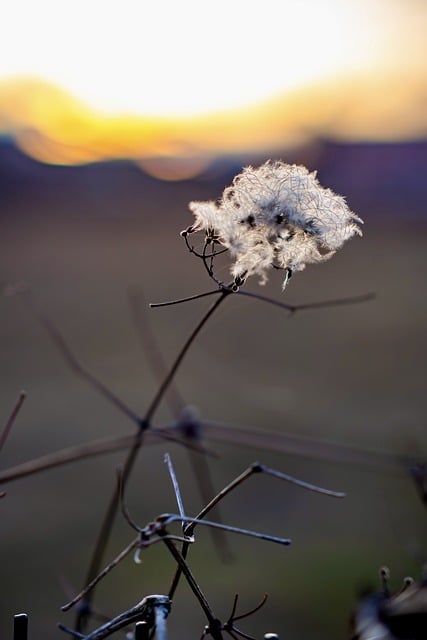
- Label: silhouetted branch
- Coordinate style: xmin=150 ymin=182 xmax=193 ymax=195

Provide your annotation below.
xmin=130 ymin=288 xmax=231 ymax=556
xmin=149 ymin=288 xmax=222 ymax=309
xmin=61 ymin=595 xmax=171 ymax=640
xmin=0 ymin=391 xmax=26 ymax=451
xmin=144 ymin=290 xmax=229 ymax=423
xmin=164 ymin=453 xmax=187 ymax=528
xmin=129 ymin=286 xmax=185 ymax=415
xmin=61 ymin=538 xmax=139 ymax=612
xmin=235 ymin=289 xmax=375 ymax=314
xmin=38 ymin=315 xmax=142 ymax=425
xmin=0 ymin=427 xmax=214 ymax=485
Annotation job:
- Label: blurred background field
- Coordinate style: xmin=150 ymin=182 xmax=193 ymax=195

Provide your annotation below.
xmin=1 ymin=1 xmax=427 ymax=639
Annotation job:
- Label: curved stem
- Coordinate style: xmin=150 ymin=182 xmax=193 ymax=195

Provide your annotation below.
xmin=149 ymin=288 xmax=222 ymax=308
xmin=76 ymin=291 xmax=229 ymax=631
xmin=76 ymin=429 xmax=145 ymax=631
xmin=144 ymin=290 xmax=229 ymax=423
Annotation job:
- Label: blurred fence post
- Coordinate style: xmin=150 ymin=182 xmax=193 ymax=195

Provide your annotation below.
xmin=13 ymin=614 xmax=28 ymax=640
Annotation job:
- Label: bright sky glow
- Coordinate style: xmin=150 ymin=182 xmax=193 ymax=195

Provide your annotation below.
xmin=0 ymin=0 xmax=425 ymax=174
xmin=0 ymin=0 xmax=397 ymax=117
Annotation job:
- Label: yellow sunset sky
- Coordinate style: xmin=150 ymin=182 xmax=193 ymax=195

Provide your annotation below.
xmin=0 ymin=0 xmax=426 ymax=176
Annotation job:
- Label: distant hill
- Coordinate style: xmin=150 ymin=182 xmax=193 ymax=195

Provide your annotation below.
xmin=0 ymin=137 xmax=426 ymax=221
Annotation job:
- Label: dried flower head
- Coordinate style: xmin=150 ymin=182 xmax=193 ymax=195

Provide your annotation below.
xmin=187 ymin=161 xmax=363 ymax=288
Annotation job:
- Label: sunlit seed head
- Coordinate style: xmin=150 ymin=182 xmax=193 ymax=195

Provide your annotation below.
xmin=188 ymin=160 xmax=363 ymax=288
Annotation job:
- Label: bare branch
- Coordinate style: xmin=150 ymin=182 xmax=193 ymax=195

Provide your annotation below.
xmin=144 ymin=291 xmax=229 ymax=423
xmin=164 ymin=454 xmax=188 ymax=529
xmin=0 ymin=417 xmax=408 ymax=488
xmin=130 ymin=287 xmax=231 ymax=556
xmin=165 ymin=514 xmax=291 ymax=547
xmin=128 ymin=286 xmax=184 ymax=415
xmin=0 ymin=391 xmax=26 ymax=451
xmin=197 ymin=420 xmax=408 ymax=472
xmin=149 ymin=288 xmax=222 ymax=308
xmin=256 ymin=463 xmax=345 ymax=498
xmin=160 ymin=534 xmax=220 ymax=635
xmin=61 ymin=537 xmax=139 ymax=612
xmin=37 ymin=315 xmax=142 ymax=425
xmin=0 ymin=428 xmax=213 ymax=486
xmin=62 ymin=595 xmax=171 ymax=640
xmin=235 ymin=289 xmax=375 ymax=314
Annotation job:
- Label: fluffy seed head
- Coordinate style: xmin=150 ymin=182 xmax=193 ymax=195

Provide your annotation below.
xmin=189 ymin=161 xmax=363 ymax=287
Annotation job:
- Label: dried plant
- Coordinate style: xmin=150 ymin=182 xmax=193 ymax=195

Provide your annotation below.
xmin=4 ymin=159 xmax=409 ymax=640
xmin=186 ymin=161 xmax=362 ymax=289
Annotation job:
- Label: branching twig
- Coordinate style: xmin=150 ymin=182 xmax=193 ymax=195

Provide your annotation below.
xmin=61 ymin=508 xmax=288 ymax=615
xmin=235 ymin=289 xmax=375 ymax=314
xmin=130 ymin=288 xmax=231 ymax=556
xmin=61 ymin=595 xmax=171 ymax=640
xmin=0 ymin=428 xmax=214 ymax=485
xmin=0 ymin=417 xmax=408 ymax=488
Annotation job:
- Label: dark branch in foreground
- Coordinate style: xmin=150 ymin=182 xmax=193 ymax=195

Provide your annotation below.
xmin=236 ymin=289 xmax=375 ymax=314
xmin=60 ymin=595 xmax=171 ymax=640
xmin=0 ymin=416 xmax=411 ymax=487
xmin=0 ymin=390 xmax=26 ymax=451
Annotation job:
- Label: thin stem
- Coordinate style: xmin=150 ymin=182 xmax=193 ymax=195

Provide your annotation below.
xmin=75 ymin=429 xmax=145 ymax=631
xmin=67 ymin=596 xmax=170 ymax=640
xmin=76 ymin=292 xmax=228 ymax=630
xmin=0 ymin=417 xmax=406 ymax=487
xmin=0 ymin=427 xmax=213 ymax=486
xmin=231 ymin=594 xmax=268 ymax=622
xmin=131 ymin=285 xmax=232 ymax=558
xmin=0 ymin=390 xmax=26 ymax=451
xmin=201 ymin=240 xmax=224 ymax=287
xmin=236 ymin=289 xmax=375 ymax=313
xmin=258 ymin=463 xmax=345 ymax=498
xmin=198 ymin=419 xmax=406 ymax=472
xmin=58 ymin=625 xmax=84 ymax=638
xmin=62 ymin=537 xmax=139 ymax=612
xmin=117 ymin=467 xmax=143 ymax=533
xmin=160 ymin=534 xmax=221 ymax=636
xmin=0 ymin=434 xmax=140 ymax=484
xmin=129 ymin=287 xmax=185 ymax=416
xmin=144 ymin=291 xmax=229 ymax=423
xmin=185 ymin=467 xmax=256 ymax=537
xmin=169 ymin=466 xmax=262 ymax=600
xmin=228 ymin=626 xmax=257 ymax=640
xmin=168 ymin=460 xmax=339 ymax=599
xmin=149 ymin=288 xmax=222 ymax=309
xmin=289 ymin=292 xmax=376 ymax=311
xmin=164 ymin=454 xmax=187 ymax=527
xmin=165 ymin=514 xmax=291 ymax=546
xmin=229 ymin=595 xmax=239 ymax=622
xmin=235 ymin=290 xmax=297 ymax=312
xmin=38 ymin=313 xmax=141 ymax=425
xmin=186 ymin=438 xmax=233 ymax=561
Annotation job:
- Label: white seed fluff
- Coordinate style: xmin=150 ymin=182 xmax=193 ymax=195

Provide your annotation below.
xmin=189 ymin=161 xmax=363 ymax=287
